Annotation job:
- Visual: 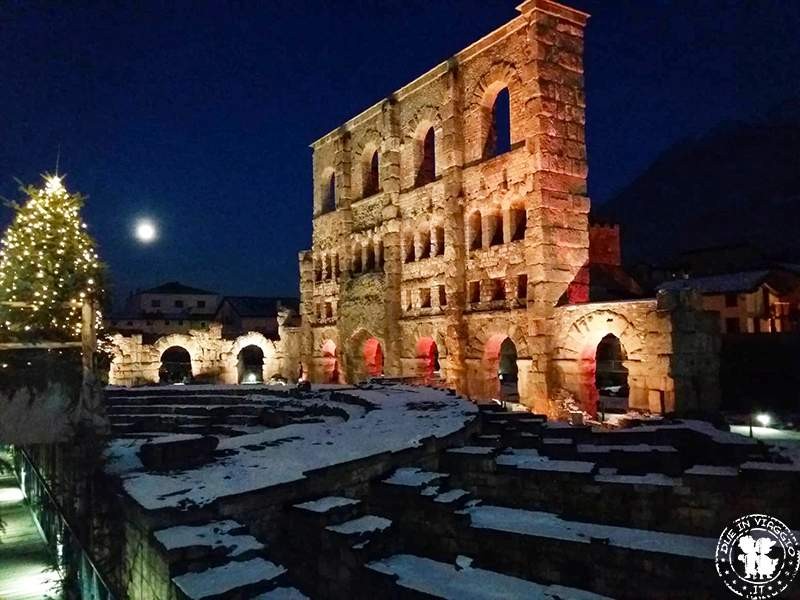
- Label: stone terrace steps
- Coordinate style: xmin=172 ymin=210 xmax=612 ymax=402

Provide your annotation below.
xmin=152 ymin=518 xmax=293 ymax=600
xmin=368 ymin=466 xmax=725 ymax=599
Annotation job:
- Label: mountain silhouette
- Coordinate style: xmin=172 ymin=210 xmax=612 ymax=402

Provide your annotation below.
xmin=597 ymin=101 xmax=800 ymax=266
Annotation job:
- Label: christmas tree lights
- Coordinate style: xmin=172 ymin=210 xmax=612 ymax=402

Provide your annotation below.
xmin=0 ymin=174 xmax=103 ymax=340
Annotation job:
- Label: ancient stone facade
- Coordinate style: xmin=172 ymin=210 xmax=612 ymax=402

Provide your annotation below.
xmin=300 ymin=0 xmax=720 ymax=415
xmin=107 ymin=316 xmax=302 ymax=386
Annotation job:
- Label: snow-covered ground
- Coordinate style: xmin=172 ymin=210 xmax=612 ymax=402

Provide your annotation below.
xmin=105 ymin=385 xmax=476 ymax=511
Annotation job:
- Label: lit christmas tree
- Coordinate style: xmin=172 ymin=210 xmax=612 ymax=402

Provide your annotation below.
xmin=0 ymin=174 xmax=103 ymax=340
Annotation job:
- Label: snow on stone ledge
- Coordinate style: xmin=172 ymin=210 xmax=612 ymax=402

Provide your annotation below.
xmin=462 ymin=506 xmax=716 ymax=560
xmin=172 ymin=557 xmax=286 ymax=599
xmin=109 ymin=385 xmax=476 ymax=511
xmin=367 ymin=554 xmax=613 ymax=600
xmin=293 ymin=496 xmax=360 ymax=513
xmin=326 ymin=515 xmax=392 ymax=535
xmin=383 ymin=467 xmax=449 ymax=487
xmin=153 ymin=520 xmax=263 ymax=556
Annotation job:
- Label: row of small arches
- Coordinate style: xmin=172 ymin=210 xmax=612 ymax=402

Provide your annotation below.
xmin=319 ymin=87 xmax=511 ymax=214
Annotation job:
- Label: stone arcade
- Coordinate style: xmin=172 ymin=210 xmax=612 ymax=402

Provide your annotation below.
xmin=299 ymin=0 xmax=719 ymax=415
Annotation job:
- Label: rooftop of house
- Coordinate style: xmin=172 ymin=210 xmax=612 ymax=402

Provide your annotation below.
xmin=139 ymin=281 xmax=218 ymax=296
xmin=218 ymin=296 xmax=300 ymax=318
xmin=658 ymin=270 xmax=775 ymax=295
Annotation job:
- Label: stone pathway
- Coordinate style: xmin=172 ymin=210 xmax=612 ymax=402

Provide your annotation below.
xmin=0 ymin=471 xmax=61 ymax=600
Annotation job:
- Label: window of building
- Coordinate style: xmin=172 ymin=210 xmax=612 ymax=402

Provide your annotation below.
xmin=488 ymin=213 xmax=503 ymax=246
xmin=334 ymin=254 xmax=340 ymax=279
xmin=364 ymin=150 xmax=380 ymax=197
xmin=404 ymin=231 xmax=415 ymax=263
xmin=438 ymin=285 xmax=447 ymax=307
xmin=725 ymin=317 xmax=740 ymax=333
xmin=468 ymin=281 xmax=481 ymax=304
xmin=420 ymin=288 xmax=431 ymax=308
xmin=416 ymin=127 xmax=436 ymax=187
xmin=510 ymin=206 xmax=526 ymax=242
xmin=352 ymin=243 xmax=362 ymax=273
xmin=491 ymin=278 xmax=506 ymax=301
xmin=433 ymin=226 xmax=445 ymax=256
xmin=365 ymin=241 xmax=375 ymax=272
xmin=516 ymin=274 xmax=528 ymax=300
xmin=468 ymin=211 xmax=482 ymax=251
xmin=314 ymin=258 xmax=322 ymax=282
xmin=725 ymin=293 xmax=738 ymax=308
xmin=325 ymin=302 xmax=333 ymax=319
xmin=404 ymin=290 xmax=412 ymax=311
xmin=151 ymin=299 xmax=161 ymax=308
xmin=418 ymin=228 xmax=431 ymax=260
xmin=201 ymin=322 xmax=206 ymax=327
xmin=321 ymin=173 xmax=336 ymax=214
xmin=483 ymin=87 xmax=511 ymax=159
xmin=175 ymin=300 xmax=184 ymax=308
xmin=197 ymin=300 xmax=206 ymax=308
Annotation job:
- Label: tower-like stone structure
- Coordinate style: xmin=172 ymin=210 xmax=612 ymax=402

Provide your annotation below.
xmin=301 ymin=0 xmax=720 ymax=416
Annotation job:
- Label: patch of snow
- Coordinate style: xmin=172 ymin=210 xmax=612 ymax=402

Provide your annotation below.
xmin=740 ymin=461 xmax=800 ymax=472
xmin=384 ymin=467 xmax=448 ymax=488
xmin=293 ymin=496 xmax=360 ymax=513
xmin=684 ymin=465 xmax=738 ymax=477
xmin=496 ymin=449 xmax=595 ymax=474
xmin=111 ymin=386 xmax=475 ymax=510
xmin=172 ymin=558 xmax=286 ymax=599
xmin=455 ymin=555 xmax=473 ymax=570
xmin=594 ymin=473 xmax=679 ymax=486
xmin=463 ymin=506 xmax=715 ymax=560
xmin=252 ymin=587 xmax=309 ymax=600
xmin=326 ymin=515 xmax=392 ymax=535
xmin=153 ymin=520 xmax=262 ymax=556
xmin=577 ymin=443 xmax=677 ymax=453
xmin=435 ymin=489 xmax=469 ymax=504
xmin=421 ymin=486 xmax=440 ymax=496
xmin=367 ymin=554 xmax=612 ymax=599
xmin=446 ymin=446 xmax=495 ymax=455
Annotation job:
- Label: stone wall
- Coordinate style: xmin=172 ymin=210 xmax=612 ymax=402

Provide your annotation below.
xmin=107 ymin=320 xmax=302 ymax=386
xmin=299 ymin=0 xmax=721 ymax=416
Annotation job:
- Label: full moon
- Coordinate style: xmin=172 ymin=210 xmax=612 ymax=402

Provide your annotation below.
xmin=134 ymin=219 xmax=157 ymax=243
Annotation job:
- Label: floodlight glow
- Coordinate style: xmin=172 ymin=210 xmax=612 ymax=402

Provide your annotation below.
xmin=755 ymin=413 xmax=771 ymax=427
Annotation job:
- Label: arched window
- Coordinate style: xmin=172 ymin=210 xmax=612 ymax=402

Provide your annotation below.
xmin=365 ymin=240 xmax=375 ymax=272
xmin=352 ymin=242 xmax=362 ymax=274
xmin=468 ymin=211 xmax=483 ymax=251
xmin=418 ymin=227 xmax=431 ymax=260
xmin=324 ymin=254 xmax=332 ymax=280
xmin=433 ymin=226 xmax=445 ymax=256
xmin=364 ymin=150 xmax=380 ymax=197
xmin=404 ymin=230 xmax=415 ymax=263
xmin=333 ymin=254 xmax=340 ymax=279
xmin=314 ymin=257 xmax=322 ymax=282
xmin=321 ymin=173 xmax=336 ymax=214
xmin=510 ymin=206 xmax=526 ymax=242
xmin=416 ymin=127 xmax=436 ymax=187
xmin=488 ymin=212 xmax=503 ymax=246
xmin=483 ymin=87 xmax=511 ymax=159
xmin=376 ymin=239 xmax=384 ymax=271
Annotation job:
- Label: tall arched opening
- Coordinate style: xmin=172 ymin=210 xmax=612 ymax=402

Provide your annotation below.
xmin=238 ymin=345 xmax=264 ymax=384
xmin=595 ymin=333 xmax=629 ymax=415
xmin=485 ymin=335 xmax=519 ymax=403
xmin=416 ymin=337 xmax=440 ymax=381
xmin=322 ymin=339 xmax=339 ymax=383
xmin=363 ymin=338 xmax=384 ymax=378
xmin=159 ymin=346 xmax=192 ymax=384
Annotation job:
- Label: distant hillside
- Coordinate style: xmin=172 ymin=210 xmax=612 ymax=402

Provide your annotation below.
xmin=598 ymin=101 xmax=800 ymax=265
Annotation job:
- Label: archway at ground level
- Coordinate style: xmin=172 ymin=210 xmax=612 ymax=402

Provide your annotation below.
xmin=595 ymin=333 xmax=629 ymax=416
xmin=485 ymin=335 xmax=519 ymax=403
xmin=363 ymin=338 xmax=384 ymax=378
xmin=238 ymin=345 xmax=264 ymax=383
xmin=159 ymin=346 xmax=192 ymax=384
xmin=322 ymin=339 xmax=339 ymax=383
xmin=416 ymin=337 xmax=440 ymax=379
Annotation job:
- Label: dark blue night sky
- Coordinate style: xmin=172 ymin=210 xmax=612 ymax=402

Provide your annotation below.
xmin=2 ymin=1 xmax=798 ymax=304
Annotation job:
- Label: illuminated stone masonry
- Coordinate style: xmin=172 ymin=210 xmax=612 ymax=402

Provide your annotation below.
xmin=108 ymin=317 xmax=302 ymax=386
xmin=300 ymin=0 xmax=720 ymax=416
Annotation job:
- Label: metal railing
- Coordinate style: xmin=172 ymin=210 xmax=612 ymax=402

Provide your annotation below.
xmin=15 ymin=448 xmax=116 ymax=600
